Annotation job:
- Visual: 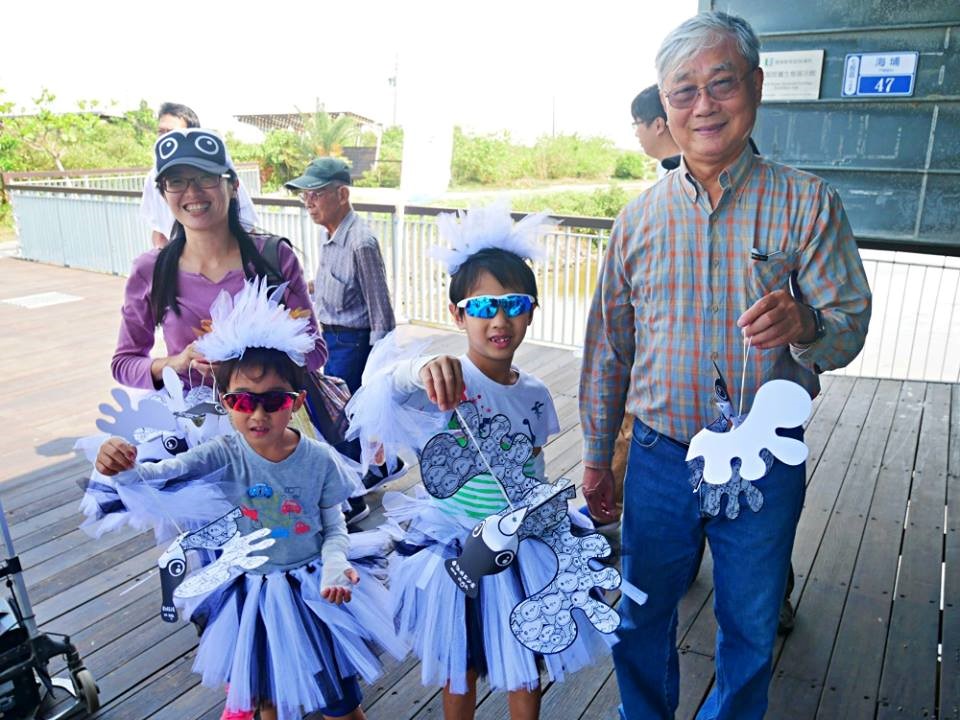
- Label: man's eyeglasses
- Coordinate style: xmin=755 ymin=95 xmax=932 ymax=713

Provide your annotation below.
xmin=221 ymin=391 xmax=299 ymax=414
xmin=456 ymin=294 xmax=536 ymax=319
xmin=662 ymin=68 xmax=757 ymax=110
xmin=296 ymin=186 xmax=339 ymax=205
xmin=161 ymin=173 xmax=229 ymax=193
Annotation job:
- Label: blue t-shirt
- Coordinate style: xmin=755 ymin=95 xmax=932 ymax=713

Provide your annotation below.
xmin=132 ymin=433 xmax=353 ymax=572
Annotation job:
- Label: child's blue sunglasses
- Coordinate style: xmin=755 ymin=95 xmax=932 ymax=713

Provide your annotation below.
xmin=456 ymin=293 xmax=536 ymax=319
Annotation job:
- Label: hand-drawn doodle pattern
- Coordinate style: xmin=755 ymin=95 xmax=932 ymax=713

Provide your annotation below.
xmin=687 ymin=452 xmax=774 ymax=519
xmin=420 ymin=402 xmax=623 ymax=654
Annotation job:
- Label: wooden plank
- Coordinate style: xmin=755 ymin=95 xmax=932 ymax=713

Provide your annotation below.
xmin=787 ymin=375 xmax=874 ymax=625
xmin=14 ymin=513 xmax=86 ymax=553
xmin=767 ymin=378 xmax=893 ymax=718
xmin=97 ymin=651 xmax=200 ymax=719
xmin=365 ymin=662 xmax=442 ymax=718
xmin=41 ymin=570 xmax=156 ymax=639
xmin=356 ymin=654 xmax=421 ymax=711
xmin=21 ymin=526 xmax=142 ymax=588
xmin=536 ymin=658 xmax=612 ymax=719
xmin=29 ymin=531 xmax=156 ymax=604
xmin=3 ymin=481 xmax=84 ymax=524
xmin=941 ymin=384 xmax=960 ymax=720
xmin=145 ymin=680 xmax=223 ymax=720
xmin=0 ymin=456 xmax=90 ymax=503
xmin=34 ymin=545 xmax=157 ymax=625
xmin=77 ymin=614 xmax=188 ymax=695
xmin=413 ymin=675 xmax=493 ymax=719
xmin=48 ymin=591 xmax=163 ymax=676
xmin=876 ymin=382 xmax=950 ymax=719
xmin=803 ymin=375 xmax=856 ymax=482
xmin=579 ymin=671 xmax=621 ymax=720
xmin=815 ymin=380 xmax=923 ymax=719
xmin=676 ymin=651 xmax=715 ymax=720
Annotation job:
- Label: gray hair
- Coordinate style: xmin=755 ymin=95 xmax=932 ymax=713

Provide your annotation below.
xmin=656 ymin=11 xmax=760 ymax=84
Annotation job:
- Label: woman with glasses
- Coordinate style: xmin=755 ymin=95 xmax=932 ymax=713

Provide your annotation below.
xmin=81 ymin=131 xmax=350 ymax=582
xmin=112 ymin=128 xmax=326 ymax=392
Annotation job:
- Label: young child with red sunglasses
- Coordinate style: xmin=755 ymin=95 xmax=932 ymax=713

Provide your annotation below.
xmin=92 ymin=279 xmax=405 ymax=720
xmin=347 ymin=204 xmax=614 ymax=720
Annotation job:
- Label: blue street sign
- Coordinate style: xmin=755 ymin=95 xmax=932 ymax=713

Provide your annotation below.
xmin=842 ymin=52 xmax=918 ymax=97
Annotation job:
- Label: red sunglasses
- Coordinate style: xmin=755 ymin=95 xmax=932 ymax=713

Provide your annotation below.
xmin=220 ymin=391 xmax=299 ymax=414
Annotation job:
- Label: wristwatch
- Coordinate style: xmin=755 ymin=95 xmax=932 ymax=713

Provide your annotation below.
xmin=805 ymin=304 xmax=826 ymax=342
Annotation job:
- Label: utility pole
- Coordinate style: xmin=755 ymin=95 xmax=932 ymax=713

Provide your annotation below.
xmin=388 ymin=54 xmax=399 ymax=127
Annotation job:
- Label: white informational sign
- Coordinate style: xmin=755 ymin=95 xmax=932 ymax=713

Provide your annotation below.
xmin=842 ymin=51 xmax=918 ymax=97
xmin=759 ymin=50 xmax=825 ymax=101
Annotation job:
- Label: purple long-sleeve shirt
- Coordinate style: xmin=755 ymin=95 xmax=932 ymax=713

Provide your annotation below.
xmin=112 ymin=234 xmax=327 ymax=389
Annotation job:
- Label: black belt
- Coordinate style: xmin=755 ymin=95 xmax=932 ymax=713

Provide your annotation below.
xmin=322 ymin=324 xmax=370 ymax=333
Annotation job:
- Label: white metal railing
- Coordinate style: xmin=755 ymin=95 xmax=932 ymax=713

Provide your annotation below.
xmin=832 ymin=250 xmax=960 ymax=382
xmin=6 ymin=185 xmax=958 ymax=382
xmin=8 ymin=165 xmax=262 ymax=196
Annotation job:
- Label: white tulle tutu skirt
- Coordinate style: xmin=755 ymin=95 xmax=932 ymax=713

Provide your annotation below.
xmin=384 ymin=490 xmax=614 ymax=695
xmin=181 ymin=560 xmax=407 ymax=719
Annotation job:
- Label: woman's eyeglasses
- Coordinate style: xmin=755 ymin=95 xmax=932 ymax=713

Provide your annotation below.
xmin=456 ymin=294 xmax=536 ymax=319
xmin=220 ymin=391 xmax=299 ymax=414
xmin=160 ymin=173 xmax=229 ymax=193
xmin=662 ymin=68 xmax=757 ymax=110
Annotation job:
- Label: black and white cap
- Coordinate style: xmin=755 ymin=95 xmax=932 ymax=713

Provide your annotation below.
xmin=154 ymin=129 xmax=232 ymax=176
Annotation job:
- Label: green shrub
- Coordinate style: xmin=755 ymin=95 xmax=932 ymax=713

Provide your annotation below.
xmin=355 ymin=126 xmax=402 ymax=188
xmin=531 ymin=134 xmax=618 ymax=180
xmin=614 ymin=152 xmax=654 ymax=180
xmin=508 ymin=184 xmax=631 ymax=219
xmin=259 ymin=130 xmax=310 ymax=192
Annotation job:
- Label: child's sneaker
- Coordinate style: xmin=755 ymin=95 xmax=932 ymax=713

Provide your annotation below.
xmin=361 ymin=457 xmax=408 ymax=492
xmin=344 ymin=496 xmax=371 ymax=528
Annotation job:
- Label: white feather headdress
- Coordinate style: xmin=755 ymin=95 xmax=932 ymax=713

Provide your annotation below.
xmin=194 ymin=277 xmax=317 ymax=366
xmin=430 ymin=200 xmax=553 ymax=275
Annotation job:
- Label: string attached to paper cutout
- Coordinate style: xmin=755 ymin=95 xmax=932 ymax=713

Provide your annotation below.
xmin=454 ymin=405 xmax=517 ymax=512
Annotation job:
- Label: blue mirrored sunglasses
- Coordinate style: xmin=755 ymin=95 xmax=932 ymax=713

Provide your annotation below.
xmin=456 ymin=293 xmax=536 ymax=319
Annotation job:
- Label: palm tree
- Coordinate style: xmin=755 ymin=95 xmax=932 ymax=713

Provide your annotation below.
xmin=298 ymin=101 xmax=358 ymax=157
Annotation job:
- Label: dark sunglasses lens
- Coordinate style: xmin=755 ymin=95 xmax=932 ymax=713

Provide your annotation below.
xmin=222 ymin=393 xmax=254 ymax=412
xmin=260 ymin=392 xmax=295 ymax=412
xmin=222 ymin=392 xmax=294 ymax=413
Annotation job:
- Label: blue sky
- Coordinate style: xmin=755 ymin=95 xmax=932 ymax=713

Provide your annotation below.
xmin=2 ymin=0 xmax=697 ymax=148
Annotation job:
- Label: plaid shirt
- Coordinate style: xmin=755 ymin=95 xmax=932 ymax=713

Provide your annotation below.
xmin=579 ymin=145 xmax=871 ymax=465
xmin=313 ymin=210 xmax=396 ymax=342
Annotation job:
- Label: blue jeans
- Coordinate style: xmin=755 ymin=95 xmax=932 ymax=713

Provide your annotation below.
xmin=614 ymin=420 xmax=804 ymax=720
xmin=322 ymin=328 xmax=372 ymax=462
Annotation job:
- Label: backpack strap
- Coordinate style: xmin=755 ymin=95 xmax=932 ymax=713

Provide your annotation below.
xmin=257 ymin=234 xmax=293 ymax=288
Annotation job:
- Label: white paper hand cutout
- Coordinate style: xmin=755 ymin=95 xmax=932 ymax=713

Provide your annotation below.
xmin=173 ymin=528 xmax=276 ymax=599
xmin=686 ymin=379 xmax=812 ymax=486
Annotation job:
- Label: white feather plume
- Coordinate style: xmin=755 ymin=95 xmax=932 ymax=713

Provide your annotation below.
xmin=429 ymin=200 xmax=553 ymax=274
xmin=194 ymin=277 xmax=317 ymax=366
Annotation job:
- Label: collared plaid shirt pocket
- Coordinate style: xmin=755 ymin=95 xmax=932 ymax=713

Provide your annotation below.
xmin=747 ymin=255 xmax=793 ymax=298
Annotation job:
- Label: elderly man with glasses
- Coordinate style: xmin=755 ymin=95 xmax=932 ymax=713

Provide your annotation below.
xmin=285 ymin=158 xmax=403 ymax=523
xmin=579 ymin=12 xmax=871 ymax=720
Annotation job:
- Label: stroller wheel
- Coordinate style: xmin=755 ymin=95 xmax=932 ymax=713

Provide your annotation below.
xmin=74 ymin=669 xmax=99 ymax=712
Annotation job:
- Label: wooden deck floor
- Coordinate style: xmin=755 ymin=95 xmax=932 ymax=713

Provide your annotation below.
xmin=1 ymin=256 xmax=958 ymax=719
